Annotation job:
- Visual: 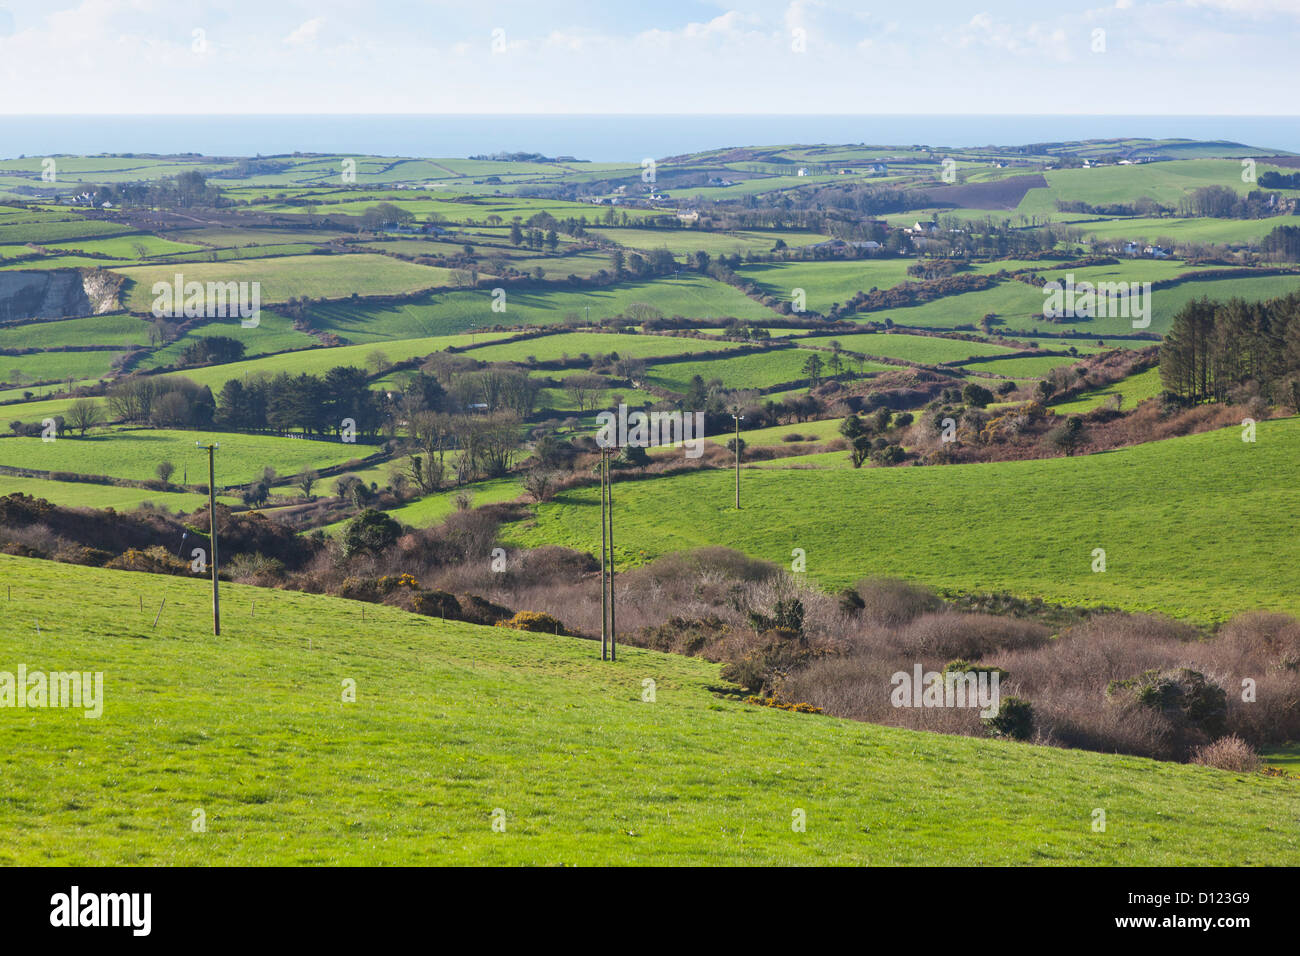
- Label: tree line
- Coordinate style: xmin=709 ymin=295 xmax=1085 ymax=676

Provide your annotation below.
xmin=1160 ymin=292 xmax=1300 ymax=405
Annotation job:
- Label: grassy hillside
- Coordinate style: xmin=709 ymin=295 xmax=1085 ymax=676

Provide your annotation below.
xmin=509 ymin=416 xmax=1300 ymax=622
xmin=0 ymin=553 xmax=1294 ymax=865
xmin=1053 ymin=368 xmax=1165 ymax=415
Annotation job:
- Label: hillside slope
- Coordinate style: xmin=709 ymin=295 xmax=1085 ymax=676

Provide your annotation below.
xmin=511 ymin=416 xmax=1300 ymax=622
xmin=0 ymin=554 xmax=1295 ymax=865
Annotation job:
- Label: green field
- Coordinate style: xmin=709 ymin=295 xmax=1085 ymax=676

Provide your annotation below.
xmin=1075 ymin=217 xmax=1292 ymax=246
xmin=1016 ymin=159 xmax=1262 ymax=218
xmin=645 ymin=348 xmax=844 ymax=392
xmin=0 ymin=391 xmax=105 ymax=422
xmin=47 ymin=235 xmax=206 ymax=258
xmin=958 ymin=355 xmax=1082 ymax=378
xmin=1 ymin=350 xmax=120 ymax=387
xmin=0 ymin=552 xmax=1294 ymax=865
xmin=862 ymin=272 xmax=1300 ymax=337
xmin=464 ymin=331 xmax=746 ymax=365
xmin=737 ymin=260 xmax=917 ymax=313
xmin=138 ymin=312 xmax=320 ymax=368
xmin=590 ymin=227 xmax=829 ymax=256
xmin=0 ymin=314 xmax=149 ymax=349
xmin=152 ymin=331 xmax=512 ymax=391
xmin=0 ymin=474 xmax=237 ymax=511
xmin=321 ymin=475 xmax=526 ymax=535
xmin=115 ymin=254 xmax=453 ymax=311
xmin=0 ymin=428 xmax=374 ymax=488
xmin=1053 ymin=368 xmax=1165 ymax=415
xmin=0 ymin=219 xmax=134 ymax=244
xmin=306 ymin=276 xmax=777 ymax=343
xmin=817 ymin=332 xmax=1018 ymax=364
xmin=510 ymin=416 xmax=1300 ymax=622
xmin=731 ymin=416 xmax=845 ymax=447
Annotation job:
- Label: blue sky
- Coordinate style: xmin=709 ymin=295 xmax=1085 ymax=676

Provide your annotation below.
xmin=0 ymin=0 xmax=1295 ymax=114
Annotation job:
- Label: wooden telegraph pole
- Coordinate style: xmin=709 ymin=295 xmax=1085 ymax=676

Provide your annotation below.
xmin=608 ymin=450 xmax=615 ymax=662
xmin=197 ymin=442 xmax=221 ymax=635
xmin=600 ymin=448 xmax=608 ymax=660
xmin=731 ymin=409 xmax=744 ymax=509
xmin=598 ymin=446 xmax=616 ymax=661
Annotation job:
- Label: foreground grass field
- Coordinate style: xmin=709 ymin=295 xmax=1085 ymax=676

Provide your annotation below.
xmin=0 ymin=554 xmax=1294 ymax=865
xmin=510 ymin=416 xmax=1300 ymax=622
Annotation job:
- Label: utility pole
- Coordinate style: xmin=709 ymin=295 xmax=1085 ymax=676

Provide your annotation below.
xmin=598 ymin=446 xmax=616 ymax=661
xmin=197 ymin=442 xmax=220 ymax=635
xmin=600 ymin=448 xmax=608 ymax=661
xmin=731 ymin=408 xmax=744 ymax=509
xmin=608 ymin=455 xmax=615 ymax=662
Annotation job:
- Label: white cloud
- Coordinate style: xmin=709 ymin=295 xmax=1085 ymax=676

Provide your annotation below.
xmin=284 ymin=17 xmax=323 ymax=48
xmin=0 ymin=0 xmax=1292 ymax=115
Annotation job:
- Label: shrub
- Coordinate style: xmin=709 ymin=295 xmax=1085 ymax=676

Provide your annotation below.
xmin=105 ymin=546 xmax=190 ymax=576
xmin=781 ymin=433 xmax=806 ymax=442
xmin=1046 ymin=415 xmax=1087 ymax=456
xmin=1190 ymin=735 xmax=1260 ymax=772
xmin=871 ymin=443 xmax=906 ymax=466
xmin=837 ymin=587 xmax=865 ymax=614
xmin=721 ymin=629 xmax=812 ymax=694
xmin=456 ymin=593 xmax=513 ymax=627
xmin=854 ymin=577 xmax=943 ymax=627
xmin=962 ymin=383 xmax=995 ymax=408
xmin=378 ymin=572 xmax=419 ymax=594
xmin=745 ymin=695 xmax=824 ymax=714
xmin=412 ymin=590 xmax=461 ymax=618
xmin=224 ymin=552 xmax=285 ymax=581
xmin=496 ymin=610 xmax=565 ymax=634
xmin=944 ymin=659 xmax=1010 ymax=682
xmin=54 ymin=545 xmax=113 ymax=567
xmin=338 ymin=576 xmax=381 ymax=602
xmin=1107 ymin=668 xmax=1228 ymax=738
xmin=984 ymin=697 xmax=1034 ymax=740
xmin=341 ymin=509 xmax=401 ymax=558
xmin=747 ymin=597 xmax=804 ymax=636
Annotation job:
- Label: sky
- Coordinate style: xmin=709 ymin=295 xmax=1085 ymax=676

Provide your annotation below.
xmin=0 ymin=0 xmax=1296 ymax=115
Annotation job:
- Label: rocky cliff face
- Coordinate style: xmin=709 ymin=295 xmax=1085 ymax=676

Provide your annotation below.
xmin=0 ymin=268 xmax=122 ymax=321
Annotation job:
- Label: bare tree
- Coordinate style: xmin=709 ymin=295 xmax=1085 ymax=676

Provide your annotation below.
xmin=66 ymin=398 xmax=103 ymax=437
xmin=563 ymin=374 xmax=607 ymax=413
